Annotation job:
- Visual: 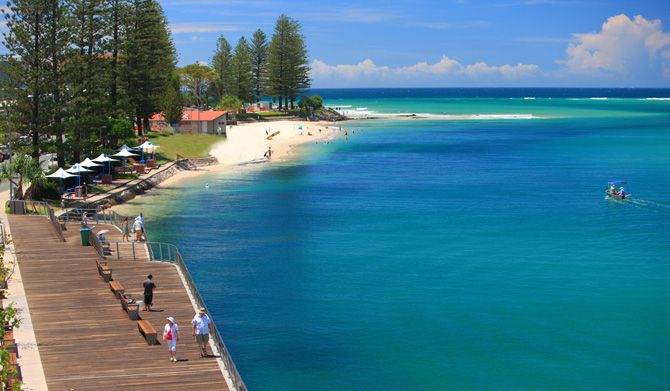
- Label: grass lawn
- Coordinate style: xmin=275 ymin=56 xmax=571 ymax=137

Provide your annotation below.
xmin=145 ymin=130 xmax=223 ymax=161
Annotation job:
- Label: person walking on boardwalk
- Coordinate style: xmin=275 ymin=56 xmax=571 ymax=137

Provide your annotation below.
xmin=163 ymin=317 xmax=180 ymax=362
xmin=143 ymin=274 xmax=156 ymax=311
xmin=192 ymin=307 xmax=212 ymax=357
xmin=121 ymin=217 xmax=130 ymax=242
xmin=133 ymin=217 xmax=143 ymax=242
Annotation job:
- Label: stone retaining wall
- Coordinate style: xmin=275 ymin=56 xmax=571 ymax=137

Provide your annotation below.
xmin=90 ymin=157 xmax=219 ymax=209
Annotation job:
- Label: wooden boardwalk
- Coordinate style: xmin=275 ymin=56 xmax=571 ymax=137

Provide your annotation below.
xmin=8 ymin=215 xmax=230 ymax=390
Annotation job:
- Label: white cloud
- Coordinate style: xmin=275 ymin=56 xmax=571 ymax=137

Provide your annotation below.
xmin=310 ymin=56 xmax=540 ymax=87
xmin=169 ymin=22 xmax=247 ymax=34
xmin=557 ymin=14 xmax=670 ymax=78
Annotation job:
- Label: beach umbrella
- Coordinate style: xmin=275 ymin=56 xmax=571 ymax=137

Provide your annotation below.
xmin=112 ymin=149 xmax=139 ymax=173
xmin=116 ymin=144 xmax=137 ymax=152
xmin=138 ymin=141 xmax=159 ymax=160
xmin=46 ymin=168 xmax=76 ymax=195
xmin=97 ymin=229 xmax=110 ymax=235
xmin=66 ymin=163 xmax=95 ymax=188
xmin=80 ymin=157 xmax=103 ymax=173
xmin=141 ymin=142 xmax=160 ymax=160
xmin=92 ymin=153 xmax=119 ymax=175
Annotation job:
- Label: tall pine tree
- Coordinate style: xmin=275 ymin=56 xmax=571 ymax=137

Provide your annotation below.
xmin=123 ymin=0 xmax=175 ymax=136
xmin=267 ymin=15 xmax=310 ymax=110
xmin=249 ymin=29 xmax=269 ymax=103
xmin=232 ymin=36 xmax=253 ymax=103
xmin=2 ymin=0 xmax=62 ymax=159
xmin=210 ymin=35 xmax=234 ymax=97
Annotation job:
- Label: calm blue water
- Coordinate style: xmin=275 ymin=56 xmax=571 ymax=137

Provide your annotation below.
xmin=121 ymin=89 xmax=670 ymax=391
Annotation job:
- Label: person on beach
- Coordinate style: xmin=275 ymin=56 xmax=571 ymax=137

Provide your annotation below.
xmin=82 ymin=182 xmax=87 ymax=201
xmin=133 ymin=217 xmax=143 ymax=242
xmin=81 ymin=212 xmax=89 ymax=228
xmin=163 ymin=317 xmax=179 ymax=362
xmin=192 ymin=307 xmax=212 ymax=357
xmin=121 ymin=217 xmax=130 ymax=242
xmin=143 ymin=274 xmax=156 ymax=311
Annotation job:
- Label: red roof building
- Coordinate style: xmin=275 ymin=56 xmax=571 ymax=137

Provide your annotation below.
xmin=150 ymin=110 xmax=231 ymax=134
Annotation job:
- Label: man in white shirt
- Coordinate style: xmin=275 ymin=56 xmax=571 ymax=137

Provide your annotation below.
xmin=192 ymin=307 xmax=212 ymax=357
xmin=132 ymin=217 xmax=143 ymax=242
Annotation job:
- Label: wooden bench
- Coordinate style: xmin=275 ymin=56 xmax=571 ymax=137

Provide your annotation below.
xmin=109 ymin=280 xmax=124 ymax=299
xmin=96 ymin=260 xmax=112 ymax=282
xmin=101 ymin=241 xmax=112 ymax=256
xmin=120 ymin=294 xmax=139 ymax=320
xmin=137 ymin=319 xmax=157 ymax=345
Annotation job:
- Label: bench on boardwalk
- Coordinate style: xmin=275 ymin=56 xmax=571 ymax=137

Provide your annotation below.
xmin=120 ymin=293 xmax=139 ymax=320
xmin=101 ymin=241 xmax=112 ymax=256
xmin=137 ymin=319 xmax=157 ymax=345
xmin=96 ymin=260 xmax=112 ymax=282
xmin=109 ymin=280 xmax=124 ymax=299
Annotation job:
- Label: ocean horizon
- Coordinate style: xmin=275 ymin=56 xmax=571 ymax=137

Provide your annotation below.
xmin=119 ymin=88 xmax=670 ymax=391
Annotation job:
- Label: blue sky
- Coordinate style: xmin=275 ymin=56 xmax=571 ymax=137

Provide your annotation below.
xmin=162 ymin=0 xmax=670 ymax=88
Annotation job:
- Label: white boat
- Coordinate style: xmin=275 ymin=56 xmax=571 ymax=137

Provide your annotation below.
xmin=606 ymin=180 xmax=630 ymax=200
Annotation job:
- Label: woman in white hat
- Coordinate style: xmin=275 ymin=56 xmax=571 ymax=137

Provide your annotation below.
xmin=163 ymin=317 xmax=180 ymax=362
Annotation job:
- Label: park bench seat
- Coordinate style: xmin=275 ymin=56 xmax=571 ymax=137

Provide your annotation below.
xmin=109 ymin=280 xmax=124 ymax=299
xmin=96 ymin=260 xmax=112 ymax=282
xmin=137 ymin=319 xmax=157 ymax=345
xmin=120 ymin=294 xmax=139 ymax=320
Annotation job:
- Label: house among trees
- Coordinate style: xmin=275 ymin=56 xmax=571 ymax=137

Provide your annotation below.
xmin=150 ymin=110 xmax=230 ymax=134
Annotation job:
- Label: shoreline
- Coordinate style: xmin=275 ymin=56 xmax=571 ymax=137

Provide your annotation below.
xmin=157 ymin=120 xmax=337 ymax=189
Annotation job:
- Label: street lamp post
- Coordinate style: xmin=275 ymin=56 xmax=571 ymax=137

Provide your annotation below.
xmin=8 ymin=103 xmax=11 ymax=166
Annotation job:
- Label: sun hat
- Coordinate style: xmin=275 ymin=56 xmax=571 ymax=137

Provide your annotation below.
xmin=167 ymin=317 xmax=174 ymax=322
xmin=198 ymin=307 xmax=206 ymax=313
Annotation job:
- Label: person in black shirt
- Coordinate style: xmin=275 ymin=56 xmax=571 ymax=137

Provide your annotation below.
xmin=143 ymin=274 xmax=157 ymax=311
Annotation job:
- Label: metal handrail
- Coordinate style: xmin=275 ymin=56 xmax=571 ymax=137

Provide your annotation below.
xmin=106 ymin=240 xmax=246 ymax=391
xmin=46 ymin=205 xmax=65 ymax=243
xmin=8 ymin=200 xmax=65 ymax=242
xmin=89 ymin=229 xmax=105 ymax=260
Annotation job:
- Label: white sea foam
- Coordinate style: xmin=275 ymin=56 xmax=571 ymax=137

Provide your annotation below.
xmin=524 ymin=97 xmax=535 ymax=100
xmin=645 ymin=98 xmax=670 ymax=101
xmin=356 ymin=107 xmax=368 ymax=111
xmin=591 ymin=97 xmax=608 ymax=100
xmin=472 ymin=114 xmax=535 ymax=120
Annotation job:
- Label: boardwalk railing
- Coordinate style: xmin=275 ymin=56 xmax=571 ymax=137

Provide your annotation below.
xmin=8 ymin=200 xmax=65 ymax=243
xmin=9 ymin=204 xmax=245 ymax=390
xmin=107 ymin=240 xmax=247 ymax=391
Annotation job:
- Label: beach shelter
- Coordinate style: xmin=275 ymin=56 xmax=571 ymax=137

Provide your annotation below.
xmin=116 ymin=144 xmax=136 ymax=152
xmin=66 ymin=163 xmax=95 ymax=188
xmin=139 ymin=141 xmax=160 ymax=160
xmin=92 ymin=153 xmax=119 ymax=175
xmin=112 ymin=149 xmax=139 ymax=173
xmin=46 ymin=168 xmax=76 ymax=195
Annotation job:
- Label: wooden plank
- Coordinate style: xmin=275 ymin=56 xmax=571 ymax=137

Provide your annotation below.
xmin=8 ymin=215 xmax=230 ymax=390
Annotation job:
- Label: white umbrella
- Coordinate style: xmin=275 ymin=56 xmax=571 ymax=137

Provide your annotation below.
xmin=81 ymin=157 xmax=103 ymax=166
xmin=46 ymin=168 xmax=76 ymax=194
xmin=112 ymin=149 xmax=139 ymax=172
xmin=65 ymin=163 xmax=95 ymax=174
xmin=139 ymin=141 xmax=160 ymax=160
xmin=116 ymin=144 xmax=137 ymax=152
xmin=92 ymin=153 xmax=119 ymax=175
xmin=66 ymin=163 xmax=95 ymax=188
xmin=97 ymin=229 xmax=110 ymax=235
xmin=80 ymin=157 xmax=103 ymax=169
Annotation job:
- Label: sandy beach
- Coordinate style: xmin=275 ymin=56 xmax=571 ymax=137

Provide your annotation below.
xmin=159 ymin=120 xmax=336 ymax=187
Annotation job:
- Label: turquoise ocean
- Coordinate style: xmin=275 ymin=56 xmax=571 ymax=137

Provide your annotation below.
xmin=122 ymin=89 xmax=670 ymax=390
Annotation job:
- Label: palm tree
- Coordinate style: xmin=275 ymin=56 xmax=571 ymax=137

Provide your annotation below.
xmin=0 ymin=155 xmax=44 ymax=200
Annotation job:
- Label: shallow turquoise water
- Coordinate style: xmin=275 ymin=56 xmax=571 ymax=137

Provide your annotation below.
xmin=122 ymin=90 xmax=670 ymax=391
